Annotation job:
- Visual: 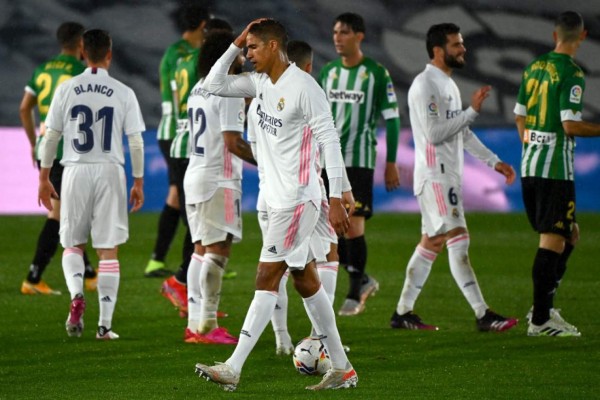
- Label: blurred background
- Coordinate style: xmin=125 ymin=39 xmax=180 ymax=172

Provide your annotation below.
xmin=1 ymin=0 xmax=599 ymax=213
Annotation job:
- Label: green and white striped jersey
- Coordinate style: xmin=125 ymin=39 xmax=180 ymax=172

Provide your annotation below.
xmin=170 ymin=48 xmax=199 ymax=159
xmin=514 ymin=52 xmax=585 ymax=181
xmin=157 ymin=39 xmax=195 ymax=141
xmin=25 ymin=54 xmax=85 ymax=160
xmin=319 ymin=57 xmax=399 ymax=169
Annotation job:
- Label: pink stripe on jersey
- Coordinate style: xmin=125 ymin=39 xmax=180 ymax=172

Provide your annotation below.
xmin=426 ymin=142 xmax=436 ymax=167
xmin=99 ymin=260 xmax=120 ymax=273
xmin=298 ymin=126 xmax=312 ymax=186
xmin=447 ymin=233 xmax=470 ymax=247
xmin=63 ymin=247 xmax=84 ymax=257
xmin=284 ymin=203 xmax=305 ymax=249
xmin=432 ymin=182 xmax=447 ymax=216
xmin=416 ymin=245 xmax=437 ymax=261
xmin=224 ymin=188 xmax=233 ymax=224
xmin=223 ymin=145 xmax=232 ymax=179
xmin=192 ymin=253 xmax=204 ymax=263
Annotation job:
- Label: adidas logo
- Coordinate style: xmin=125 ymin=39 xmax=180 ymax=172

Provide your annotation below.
xmin=74 ymin=273 xmax=83 ymax=278
xmin=100 ymin=296 xmax=112 ymax=302
xmin=267 ymin=245 xmax=277 ymax=254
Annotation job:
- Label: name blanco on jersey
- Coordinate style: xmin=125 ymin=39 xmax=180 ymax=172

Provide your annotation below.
xmin=256 ymin=104 xmax=282 ymax=136
xmin=73 ymin=83 xmax=114 ymax=97
xmin=328 ymin=89 xmax=365 ymax=104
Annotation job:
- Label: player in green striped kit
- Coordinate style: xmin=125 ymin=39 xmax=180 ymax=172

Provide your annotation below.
xmin=514 ymin=11 xmax=600 ymax=337
xmin=19 ymin=22 xmax=96 ymax=295
xmin=145 ymin=4 xmax=209 ymax=277
xmin=319 ymin=12 xmax=400 ymax=316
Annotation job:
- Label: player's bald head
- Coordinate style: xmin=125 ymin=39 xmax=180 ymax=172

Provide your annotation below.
xmin=555 ymin=11 xmax=584 ymax=43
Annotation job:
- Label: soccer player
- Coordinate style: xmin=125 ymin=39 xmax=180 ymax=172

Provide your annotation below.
xmin=38 ymin=29 xmax=145 ymax=340
xmin=390 ymin=23 xmax=518 ymax=332
xmin=515 ymin=11 xmax=600 ymax=337
xmin=19 ymin=21 xmax=97 ymax=295
xmin=262 ymin=40 xmax=355 ymax=355
xmin=319 ymin=12 xmax=400 ymax=316
xmin=194 ymin=19 xmax=357 ymax=391
xmin=182 ymin=31 xmax=253 ymax=344
xmin=144 ymin=3 xmax=209 ymax=278
xmin=160 ymin=18 xmax=235 ymax=318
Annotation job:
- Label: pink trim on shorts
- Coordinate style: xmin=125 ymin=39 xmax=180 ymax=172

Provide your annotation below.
xmin=99 ymin=260 xmax=120 ymax=273
xmin=446 ymin=233 xmax=470 ymax=247
xmin=63 ymin=247 xmax=84 ymax=257
xmin=432 ymin=182 xmax=447 ymax=216
xmin=416 ymin=245 xmax=437 ymax=261
xmin=317 ymin=261 xmax=339 ymax=272
xmin=223 ymin=145 xmax=232 ymax=179
xmin=224 ymin=188 xmax=234 ymax=224
xmin=283 ymin=203 xmax=305 ymax=249
xmin=299 ymin=126 xmax=312 ymax=185
xmin=192 ymin=253 xmax=204 ymax=263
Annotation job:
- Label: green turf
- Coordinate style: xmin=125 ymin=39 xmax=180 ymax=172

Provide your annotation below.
xmin=1 ymin=213 xmax=598 ymax=399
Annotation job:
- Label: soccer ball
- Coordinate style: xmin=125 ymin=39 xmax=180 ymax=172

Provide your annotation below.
xmin=292 ymin=337 xmax=331 ymax=375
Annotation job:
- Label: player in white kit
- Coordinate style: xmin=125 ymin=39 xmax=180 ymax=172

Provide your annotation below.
xmin=183 ymin=31 xmax=255 ymax=345
xmin=38 ymin=29 xmax=145 ymax=340
xmin=194 ymin=19 xmax=357 ymax=391
xmin=390 ymin=23 xmax=518 ymax=332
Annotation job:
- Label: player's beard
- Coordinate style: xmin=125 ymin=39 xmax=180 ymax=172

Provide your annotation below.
xmin=445 ymin=53 xmax=465 ymax=69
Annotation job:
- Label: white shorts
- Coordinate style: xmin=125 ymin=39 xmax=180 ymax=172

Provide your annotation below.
xmin=418 ymin=180 xmax=467 ymax=237
xmin=313 ymin=199 xmax=337 ymax=262
xmin=186 ymin=188 xmax=242 ymax=246
xmin=259 ymin=201 xmax=320 ymax=269
xmin=60 ymin=164 xmax=128 ymax=248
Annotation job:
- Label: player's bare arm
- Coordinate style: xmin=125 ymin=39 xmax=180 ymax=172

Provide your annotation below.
xmin=223 ymin=131 xmax=257 ymax=166
xmin=563 ymin=120 xmax=600 ymax=137
xmin=329 ymin=197 xmax=350 ymax=236
xmin=342 ymin=190 xmax=356 ymax=217
xmin=129 ymin=178 xmax=144 ymax=213
xmin=38 ymin=168 xmax=58 ymax=211
xmin=470 ymin=85 xmax=491 ymax=112
xmin=384 ymin=162 xmax=401 ymax=192
xmin=494 ymin=162 xmax=516 ymax=185
xmin=19 ymin=92 xmax=38 ymax=167
xmin=515 ymin=115 xmax=526 ymax=142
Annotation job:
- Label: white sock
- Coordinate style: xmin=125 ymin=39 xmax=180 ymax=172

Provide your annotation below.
xmin=98 ymin=260 xmax=120 ymax=329
xmin=397 ymin=246 xmax=436 ymax=315
xmin=199 ymin=253 xmax=226 ymax=333
xmin=187 ymin=253 xmax=203 ymax=332
xmin=271 ymin=270 xmax=289 ymax=337
xmin=62 ymin=248 xmax=85 ymax=299
xmin=303 ymin=286 xmax=349 ymax=370
xmin=226 ymin=290 xmax=278 ymax=374
xmin=447 ymin=234 xmax=488 ymax=319
xmin=317 ymin=261 xmax=338 ymax=305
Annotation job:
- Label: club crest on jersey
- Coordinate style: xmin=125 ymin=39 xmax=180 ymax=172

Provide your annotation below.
xmin=360 ymin=71 xmax=369 ymax=80
xmin=277 ymin=97 xmax=285 ymax=111
xmin=570 ymin=85 xmax=582 ymax=104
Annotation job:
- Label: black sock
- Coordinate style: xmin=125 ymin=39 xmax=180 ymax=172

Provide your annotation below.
xmin=531 ymin=248 xmax=560 ymax=325
xmin=151 ymin=204 xmax=180 ymax=262
xmin=337 ymin=236 xmax=348 ymax=266
xmin=83 ymin=252 xmax=97 ymax=278
xmin=346 ymin=236 xmax=367 ymax=301
xmin=175 ymin=228 xmax=193 ymax=284
xmin=28 ymin=219 xmax=60 ymax=283
xmin=555 ymin=242 xmax=574 ymax=289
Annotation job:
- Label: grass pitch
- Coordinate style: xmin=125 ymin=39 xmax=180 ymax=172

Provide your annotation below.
xmin=1 ymin=212 xmax=599 ymax=399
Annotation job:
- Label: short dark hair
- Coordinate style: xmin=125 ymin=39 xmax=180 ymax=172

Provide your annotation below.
xmin=426 ymin=23 xmax=460 ymax=59
xmin=198 ymin=31 xmax=235 ymax=78
xmin=248 ymin=19 xmax=288 ymax=50
xmin=205 ymin=18 xmax=233 ymax=35
xmin=83 ymin=29 xmax=111 ymax=63
xmin=334 ymin=13 xmax=365 ymax=34
xmin=287 ymin=40 xmax=312 ymax=67
xmin=56 ymin=22 xmax=84 ymax=50
xmin=555 ymin=11 xmax=584 ymax=42
xmin=173 ymin=3 xmax=210 ymax=32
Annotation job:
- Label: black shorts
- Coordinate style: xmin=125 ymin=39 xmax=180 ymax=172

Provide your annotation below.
xmin=171 ymin=157 xmax=189 ymax=224
xmin=158 ymin=139 xmax=177 ymax=185
xmin=323 ymin=167 xmax=374 ymax=219
xmin=521 ymin=177 xmax=576 ymax=238
xmin=37 ymin=159 xmax=64 ymax=196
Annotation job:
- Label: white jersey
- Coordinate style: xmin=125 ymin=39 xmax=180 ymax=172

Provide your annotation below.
xmin=183 ymin=79 xmax=246 ymax=204
xmin=408 ymin=64 xmax=499 ymax=195
xmin=202 ymin=44 xmax=344 ymax=209
xmin=45 ymin=67 xmax=145 ymax=166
